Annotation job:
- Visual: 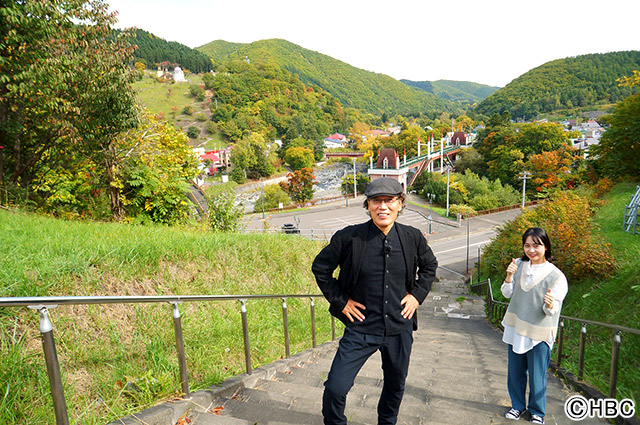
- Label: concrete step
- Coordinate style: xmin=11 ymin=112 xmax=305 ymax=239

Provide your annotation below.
xmin=113 ymin=279 xmax=609 ymax=425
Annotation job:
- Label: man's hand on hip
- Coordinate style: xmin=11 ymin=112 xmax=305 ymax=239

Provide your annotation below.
xmin=400 ymin=293 xmax=419 ymax=320
xmin=342 ymin=298 xmax=366 ymax=322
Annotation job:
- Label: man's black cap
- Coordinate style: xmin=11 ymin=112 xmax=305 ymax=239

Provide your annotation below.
xmin=364 ymin=177 xmax=404 ymax=198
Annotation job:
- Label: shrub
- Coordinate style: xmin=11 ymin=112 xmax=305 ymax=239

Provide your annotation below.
xmin=254 ymin=184 xmax=291 ymax=212
xmin=480 ymin=189 xmax=616 ymax=285
xmin=205 ymin=121 xmax=217 ymax=134
xmin=449 ymin=204 xmax=475 ymax=216
xmin=182 ymin=105 xmax=194 ymax=116
xmin=207 ymin=189 xmax=244 ymax=232
xmin=195 ymin=113 xmax=208 ymax=122
xmin=186 ymin=126 xmax=200 ymax=139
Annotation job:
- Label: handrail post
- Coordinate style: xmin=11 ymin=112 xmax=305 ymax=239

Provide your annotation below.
xmin=578 ymin=323 xmax=587 ymax=380
xmin=310 ymin=297 xmax=317 ymax=348
xmin=239 ymin=299 xmax=252 ymax=374
xmin=30 ymin=306 xmax=69 ymax=425
xmin=608 ymin=331 xmax=621 ymax=398
xmin=171 ymin=302 xmax=190 ymax=397
xmin=282 ymin=298 xmax=290 ymax=358
xmin=556 ymin=319 xmax=564 ymax=366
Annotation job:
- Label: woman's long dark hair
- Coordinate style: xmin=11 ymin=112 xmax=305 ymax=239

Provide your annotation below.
xmin=520 ymin=227 xmax=553 ymax=262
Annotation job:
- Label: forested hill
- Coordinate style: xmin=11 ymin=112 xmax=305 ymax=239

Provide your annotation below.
xmin=131 ymin=29 xmax=212 ymax=73
xmin=400 ymin=79 xmax=500 ymax=106
xmin=475 ymin=51 xmax=640 ymax=119
xmin=197 ymin=38 xmax=463 ymax=117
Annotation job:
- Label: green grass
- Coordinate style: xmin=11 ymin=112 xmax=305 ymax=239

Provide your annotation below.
xmin=406 ymin=201 xmax=448 ymax=218
xmin=0 ymin=210 xmax=338 ymax=424
xmin=132 ymin=73 xmax=230 ymax=150
xmin=557 ymin=182 xmax=640 ymax=406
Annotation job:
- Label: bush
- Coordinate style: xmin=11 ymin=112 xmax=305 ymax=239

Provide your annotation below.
xmin=341 ymin=173 xmax=370 ymax=195
xmin=449 ymin=204 xmax=475 ymax=216
xmin=230 ymin=167 xmax=245 ymax=184
xmin=254 ymin=184 xmax=291 ymax=212
xmin=186 ymin=126 xmax=200 ymax=139
xmin=205 ymin=121 xmax=217 ymax=134
xmin=479 ymin=189 xmax=616 ymax=285
xmin=195 ymin=113 xmax=208 ymax=122
xmin=182 ymin=106 xmax=194 ymax=116
xmin=207 ymin=189 xmax=244 ymax=232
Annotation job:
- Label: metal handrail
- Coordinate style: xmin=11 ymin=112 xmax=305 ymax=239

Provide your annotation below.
xmin=469 ymin=278 xmax=640 ymax=400
xmin=0 ymin=292 xmax=332 ymax=425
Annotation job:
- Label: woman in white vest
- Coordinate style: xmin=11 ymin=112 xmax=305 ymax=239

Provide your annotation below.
xmin=501 ymin=227 xmax=568 ymax=425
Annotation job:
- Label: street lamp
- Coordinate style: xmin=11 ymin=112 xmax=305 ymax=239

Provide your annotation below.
xmin=425 ymin=193 xmax=435 ymax=234
xmin=519 ymin=170 xmax=531 ymax=208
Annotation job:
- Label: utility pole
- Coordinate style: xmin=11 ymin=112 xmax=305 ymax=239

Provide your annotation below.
xmin=519 ymin=171 xmax=532 ymax=208
xmin=446 ymin=167 xmax=450 ymax=217
xmin=417 ymin=138 xmax=427 ymax=157
xmin=352 ymin=157 xmax=357 ymax=199
xmin=466 ymin=213 xmax=470 ymax=275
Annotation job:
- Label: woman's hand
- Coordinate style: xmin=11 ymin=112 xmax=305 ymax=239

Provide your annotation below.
xmin=544 ymin=289 xmax=554 ymax=310
xmin=505 ymin=258 xmax=517 ymax=283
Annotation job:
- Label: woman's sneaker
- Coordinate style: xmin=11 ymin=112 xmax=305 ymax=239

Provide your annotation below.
xmin=505 ymin=408 xmax=525 ymax=420
xmin=530 ymin=414 xmax=545 ymax=424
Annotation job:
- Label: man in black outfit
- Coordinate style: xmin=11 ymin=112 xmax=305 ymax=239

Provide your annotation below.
xmin=312 ymin=177 xmax=438 ymax=425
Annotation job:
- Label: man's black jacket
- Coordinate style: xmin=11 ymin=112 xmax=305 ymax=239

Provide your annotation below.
xmin=311 ymin=220 xmax=438 ymax=330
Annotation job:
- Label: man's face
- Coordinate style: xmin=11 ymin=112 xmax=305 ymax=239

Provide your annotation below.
xmin=367 ymin=195 xmax=401 ymax=232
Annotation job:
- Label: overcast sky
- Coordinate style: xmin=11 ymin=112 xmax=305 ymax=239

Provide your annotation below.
xmin=107 ymin=0 xmax=639 ymax=88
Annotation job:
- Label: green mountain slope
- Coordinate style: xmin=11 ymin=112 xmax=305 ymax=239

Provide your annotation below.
xmin=400 ymin=79 xmax=500 ymax=105
xmin=475 ymin=51 xmax=640 ymax=119
xmin=131 ymin=29 xmax=212 ymax=73
xmin=197 ymin=38 xmax=462 ymax=117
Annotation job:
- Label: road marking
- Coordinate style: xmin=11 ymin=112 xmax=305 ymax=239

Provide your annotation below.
xmin=433 ymin=240 xmax=489 ymax=254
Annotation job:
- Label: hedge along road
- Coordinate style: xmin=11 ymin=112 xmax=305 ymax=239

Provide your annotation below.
xmin=243 ymin=195 xmax=526 ymax=279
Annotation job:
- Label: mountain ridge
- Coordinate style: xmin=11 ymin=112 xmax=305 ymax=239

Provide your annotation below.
xmin=475 ymin=50 xmax=640 ymax=119
xmin=197 ymin=38 xmax=465 ymax=116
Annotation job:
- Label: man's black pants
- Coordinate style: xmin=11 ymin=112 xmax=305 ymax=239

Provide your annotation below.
xmin=322 ymin=327 xmax=413 ymax=425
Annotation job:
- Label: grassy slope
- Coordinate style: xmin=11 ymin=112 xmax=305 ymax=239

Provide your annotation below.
xmin=0 ymin=210 xmax=333 ymax=424
xmin=558 ymin=182 xmax=640 ymax=404
xmin=133 ymin=74 xmax=226 ymax=151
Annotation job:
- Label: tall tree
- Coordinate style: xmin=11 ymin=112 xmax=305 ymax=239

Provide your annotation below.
xmin=589 ymin=71 xmax=640 ymax=179
xmin=0 ymin=0 xmax=139 ymax=217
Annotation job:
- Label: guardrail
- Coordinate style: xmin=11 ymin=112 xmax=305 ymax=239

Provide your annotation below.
xmin=469 ymin=279 xmax=640 ymax=401
xmin=0 ymin=293 xmax=334 ymax=425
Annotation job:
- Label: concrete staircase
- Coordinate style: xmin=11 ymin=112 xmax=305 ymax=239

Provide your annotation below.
xmin=115 ymin=278 xmax=604 ymax=425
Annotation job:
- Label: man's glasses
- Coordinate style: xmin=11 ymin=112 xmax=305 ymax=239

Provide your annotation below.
xmin=369 ymin=197 xmax=399 ymax=206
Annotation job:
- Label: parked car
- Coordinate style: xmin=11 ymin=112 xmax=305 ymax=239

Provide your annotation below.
xmin=281 ymin=223 xmax=300 ymax=234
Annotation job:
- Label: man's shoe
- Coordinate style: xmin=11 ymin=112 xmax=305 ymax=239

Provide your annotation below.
xmin=530 ymin=414 xmax=545 ymax=424
xmin=505 ymin=408 xmax=525 ymax=420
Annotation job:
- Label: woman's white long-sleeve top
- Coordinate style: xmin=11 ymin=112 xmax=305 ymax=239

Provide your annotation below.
xmin=501 ymin=259 xmax=568 ymax=354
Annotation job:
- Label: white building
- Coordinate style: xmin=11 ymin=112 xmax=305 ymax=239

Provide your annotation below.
xmin=173 ymin=66 xmax=186 ymax=83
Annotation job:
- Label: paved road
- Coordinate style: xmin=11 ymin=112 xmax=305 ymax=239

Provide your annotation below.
xmin=244 ymin=195 xmax=525 ymax=280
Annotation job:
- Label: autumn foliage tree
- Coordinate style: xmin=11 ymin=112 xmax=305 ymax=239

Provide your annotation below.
xmin=280 ymin=168 xmax=316 ymax=203
xmin=526 ymin=145 xmax=582 ymax=193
